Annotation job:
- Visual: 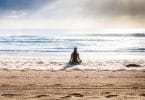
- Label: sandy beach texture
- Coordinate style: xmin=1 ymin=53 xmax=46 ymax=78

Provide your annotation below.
xmin=0 ymin=55 xmax=145 ymax=100
xmin=0 ymin=55 xmax=145 ymax=70
xmin=0 ymin=70 xmax=145 ymax=100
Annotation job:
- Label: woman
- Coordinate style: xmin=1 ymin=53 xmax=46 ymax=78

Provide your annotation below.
xmin=69 ymin=47 xmax=82 ymax=65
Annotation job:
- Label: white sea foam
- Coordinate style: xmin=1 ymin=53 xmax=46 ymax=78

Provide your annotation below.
xmin=0 ymin=52 xmax=145 ymax=70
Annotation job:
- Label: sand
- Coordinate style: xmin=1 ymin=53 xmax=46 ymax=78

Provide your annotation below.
xmin=0 ymin=55 xmax=145 ymax=70
xmin=0 ymin=70 xmax=145 ymax=100
xmin=0 ymin=55 xmax=145 ymax=100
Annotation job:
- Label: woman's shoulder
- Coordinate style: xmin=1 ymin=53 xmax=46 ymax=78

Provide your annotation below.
xmin=71 ymin=52 xmax=78 ymax=55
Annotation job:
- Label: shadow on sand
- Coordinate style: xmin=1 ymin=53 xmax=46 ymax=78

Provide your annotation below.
xmin=62 ymin=63 xmax=77 ymax=70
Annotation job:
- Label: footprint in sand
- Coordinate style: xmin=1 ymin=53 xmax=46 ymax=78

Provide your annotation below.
xmin=132 ymin=86 xmax=139 ymax=89
xmin=25 ymin=84 xmax=36 ymax=86
xmin=61 ymin=93 xmax=83 ymax=99
xmin=104 ymin=84 xmax=115 ymax=87
xmin=1 ymin=84 xmax=9 ymax=87
xmin=2 ymin=68 xmax=9 ymax=71
xmin=1 ymin=93 xmax=22 ymax=97
xmin=74 ymin=76 xmax=80 ymax=78
xmin=61 ymin=95 xmax=71 ymax=99
xmin=105 ymin=95 xmax=118 ymax=98
xmin=69 ymin=93 xmax=84 ymax=97
xmin=101 ymin=91 xmax=110 ymax=95
xmin=126 ymin=64 xmax=141 ymax=68
xmin=52 ymin=83 xmax=62 ymax=86
xmin=32 ymin=94 xmax=50 ymax=98
xmin=37 ymin=61 xmax=44 ymax=64
xmin=105 ymin=94 xmax=118 ymax=98
xmin=139 ymin=94 xmax=145 ymax=97
xmin=44 ymin=76 xmax=51 ymax=78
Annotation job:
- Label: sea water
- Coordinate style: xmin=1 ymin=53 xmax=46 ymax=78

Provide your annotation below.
xmin=0 ymin=29 xmax=145 ymax=57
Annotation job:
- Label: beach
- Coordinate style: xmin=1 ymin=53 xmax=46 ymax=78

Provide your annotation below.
xmin=0 ymin=70 xmax=145 ymax=100
xmin=0 ymin=0 xmax=145 ymax=99
xmin=0 ymin=32 xmax=145 ymax=100
xmin=0 ymin=55 xmax=144 ymax=100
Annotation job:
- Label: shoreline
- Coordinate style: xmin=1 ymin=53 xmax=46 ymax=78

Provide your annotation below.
xmin=0 ymin=55 xmax=145 ymax=71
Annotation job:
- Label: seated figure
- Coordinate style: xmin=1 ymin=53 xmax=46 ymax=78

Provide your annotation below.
xmin=69 ymin=47 xmax=82 ymax=65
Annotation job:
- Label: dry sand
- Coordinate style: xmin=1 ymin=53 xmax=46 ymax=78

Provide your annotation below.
xmin=0 ymin=70 xmax=145 ymax=100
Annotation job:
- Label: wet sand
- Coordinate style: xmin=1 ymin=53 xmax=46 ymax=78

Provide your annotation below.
xmin=0 ymin=70 xmax=145 ymax=100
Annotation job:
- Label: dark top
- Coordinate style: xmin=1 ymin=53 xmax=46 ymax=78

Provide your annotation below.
xmin=71 ymin=52 xmax=78 ymax=63
xmin=69 ymin=52 xmax=81 ymax=65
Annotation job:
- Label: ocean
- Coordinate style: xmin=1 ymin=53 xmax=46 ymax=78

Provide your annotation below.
xmin=0 ymin=31 xmax=145 ymax=54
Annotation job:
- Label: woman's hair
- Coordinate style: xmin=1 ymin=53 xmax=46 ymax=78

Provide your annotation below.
xmin=73 ymin=47 xmax=77 ymax=54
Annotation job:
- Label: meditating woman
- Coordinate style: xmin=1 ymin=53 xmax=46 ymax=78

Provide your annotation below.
xmin=69 ymin=47 xmax=82 ymax=65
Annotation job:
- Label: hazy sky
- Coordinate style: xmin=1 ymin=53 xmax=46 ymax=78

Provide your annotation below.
xmin=0 ymin=0 xmax=145 ymax=30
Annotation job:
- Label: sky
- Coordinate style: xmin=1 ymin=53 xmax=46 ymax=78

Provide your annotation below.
xmin=0 ymin=0 xmax=145 ymax=32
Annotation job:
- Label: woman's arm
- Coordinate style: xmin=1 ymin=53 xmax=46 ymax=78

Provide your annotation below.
xmin=77 ymin=53 xmax=82 ymax=61
xmin=69 ymin=53 xmax=73 ymax=63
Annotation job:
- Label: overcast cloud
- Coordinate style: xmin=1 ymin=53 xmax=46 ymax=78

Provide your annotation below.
xmin=0 ymin=0 xmax=145 ymax=29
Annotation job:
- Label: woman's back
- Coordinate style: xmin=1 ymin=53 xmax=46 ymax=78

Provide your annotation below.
xmin=71 ymin=52 xmax=78 ymax=63
xmin=69 ymin=48 xmax=82 ymax=65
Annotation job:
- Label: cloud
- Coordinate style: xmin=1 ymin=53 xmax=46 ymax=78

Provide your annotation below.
xmin=1 ymin=0 xmax=145 ymax=19
xmin=5 ymin=11 xmax=28 ymax=19
xmin=84 ymin=0 xmax=145 ymax=17
xmin=33 ymin=0 xmax=145 ymax=19
xmin=0 ymin=0 xmax=145 ymax=29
